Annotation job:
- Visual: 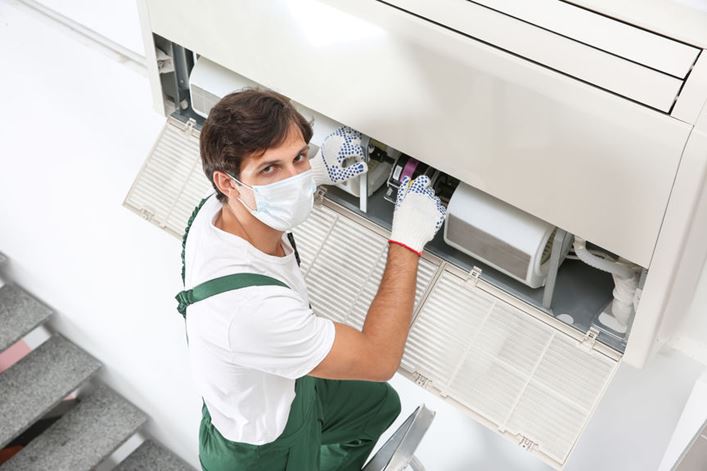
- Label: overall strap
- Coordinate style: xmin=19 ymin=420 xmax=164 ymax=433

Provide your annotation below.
xmin=177 ymin=194 xmax=295 ymax=318
xmin=181 ymin=194 xmax=212 ymax=285
xmin=176 ymin=273 xmax=287 ymax=318
xmin=287 ymin=232 xmax=301 ymax=267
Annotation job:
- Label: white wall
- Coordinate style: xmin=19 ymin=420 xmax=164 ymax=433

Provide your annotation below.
xmin=1 ymin=2 xmax=706 ymax=470
xmin=30 ymin=0 xmax=144 ymax=55
xmin=0 ymin=0 xmax=197 ymax=461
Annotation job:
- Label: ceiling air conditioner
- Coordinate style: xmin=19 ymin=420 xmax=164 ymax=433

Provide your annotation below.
xmin=130 ymin=1 xmax=707 ymax=468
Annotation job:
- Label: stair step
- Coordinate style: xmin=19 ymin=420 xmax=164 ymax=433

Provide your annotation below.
xmin=1 ymin=382 xmax=147 ymax=471
xmin=0 ymin=334 xmax=101 ymax=449
xmin=114 ymin=439 xmax=195 ymax=471
xmin=0 ymin=284 xmax=53 ymax=353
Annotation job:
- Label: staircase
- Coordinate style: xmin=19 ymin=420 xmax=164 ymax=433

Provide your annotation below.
xmin=0 ymin=253 xmax=195 ymax=470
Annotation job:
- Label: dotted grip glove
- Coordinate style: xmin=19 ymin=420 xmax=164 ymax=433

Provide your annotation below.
xmin=310 ymin=126 xmax=369 ymax=186
xmin=389 ymin=175 xmax=447 ymax=256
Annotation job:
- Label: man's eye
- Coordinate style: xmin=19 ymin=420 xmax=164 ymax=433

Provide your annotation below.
xmin=295 ymin=153 xmax=307 ymax=163
xmin=261 ymin=166 xmax=275 ymax=175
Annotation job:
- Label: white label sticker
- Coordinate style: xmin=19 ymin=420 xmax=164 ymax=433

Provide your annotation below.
xmin=392 ymin=165 xmax=402 ymax=181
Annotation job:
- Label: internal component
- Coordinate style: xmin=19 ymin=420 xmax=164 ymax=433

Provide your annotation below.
xmin=334 ymin=137 xmax=393 ymax=198
xmin=384 ymin=155 xmax=440 ymax=204
xmin=444 ymin=182 xmax=566 ymax=288
xmin=571 ymin=238 xmax=641 ymax=334
xmin=431 ymin=173 xmax=459 ymax=206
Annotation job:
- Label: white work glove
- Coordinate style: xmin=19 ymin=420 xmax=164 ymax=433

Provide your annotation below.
xmin=310 ymin=126 xmax=369 ymax=186
xmin=389 ymin=175 xmax=447 ymax=255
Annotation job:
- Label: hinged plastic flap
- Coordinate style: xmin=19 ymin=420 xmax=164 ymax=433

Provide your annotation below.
xmin=383 ymin=0 xmax=697 ymax=112
xmin=123 ymin=116 xmax=212 ymax=238
xmin=400 ymin=269 xmax=619 ymax=466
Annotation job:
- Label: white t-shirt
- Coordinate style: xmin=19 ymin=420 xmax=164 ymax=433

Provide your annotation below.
xmin=183 ymin=193 xmax=335 ymax=445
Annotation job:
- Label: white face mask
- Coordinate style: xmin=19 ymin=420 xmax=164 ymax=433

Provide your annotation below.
xmin=229 ymin=170 xmax=316 ymax=231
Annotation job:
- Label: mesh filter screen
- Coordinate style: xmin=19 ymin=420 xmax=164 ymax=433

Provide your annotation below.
xmin=123 ymin=118 xmax=212 ymax=238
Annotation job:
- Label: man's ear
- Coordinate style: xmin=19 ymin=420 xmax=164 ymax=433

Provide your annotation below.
xmin=213 ymin=171 xmax=240 ymax=199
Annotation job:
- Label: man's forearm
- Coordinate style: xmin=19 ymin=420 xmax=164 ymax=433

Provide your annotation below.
xmin=362 ymin=243 xmax=420 ymax=373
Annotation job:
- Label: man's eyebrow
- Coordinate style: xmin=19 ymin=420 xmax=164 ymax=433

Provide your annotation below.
xmin=256 ymin=145 xmax=309 ymax=170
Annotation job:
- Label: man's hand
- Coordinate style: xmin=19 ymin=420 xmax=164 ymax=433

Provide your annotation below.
xmin=389 ymin=175 xmax=447 ymax=255
xmin=310 ymin=126 xmax=369 ymax=186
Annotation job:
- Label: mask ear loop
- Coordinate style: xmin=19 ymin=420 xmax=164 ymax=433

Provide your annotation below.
xmin=227 ymin=172 xmax=258 ymax=212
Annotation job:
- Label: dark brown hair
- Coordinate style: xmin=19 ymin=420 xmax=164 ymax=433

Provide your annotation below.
xmin=200 ymin=88 xmax=313 ymax=202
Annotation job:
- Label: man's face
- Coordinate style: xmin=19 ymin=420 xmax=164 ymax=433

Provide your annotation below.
xmin=232 ymin=124 xmax=312 ymax=209
xmin=239 ymin=124 xmax=311 ymax=187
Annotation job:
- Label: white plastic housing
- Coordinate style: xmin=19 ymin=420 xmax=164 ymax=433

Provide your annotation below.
xmin=136 ymin=0 xmax=707 ymax=392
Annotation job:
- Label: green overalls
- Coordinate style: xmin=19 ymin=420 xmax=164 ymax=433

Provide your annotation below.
xmin=176 ymin=195 xmax=401 ymax=470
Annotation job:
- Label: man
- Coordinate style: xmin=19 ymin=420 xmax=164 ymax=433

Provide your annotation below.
xmin=179 ymin=88 xmax=446 ymax=470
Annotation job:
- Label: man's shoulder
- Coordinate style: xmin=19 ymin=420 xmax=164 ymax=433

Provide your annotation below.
xmin=195 ymin=275 xmax=298 ymax=304
xmin=187 ymin=193 xmax=220 ymax=236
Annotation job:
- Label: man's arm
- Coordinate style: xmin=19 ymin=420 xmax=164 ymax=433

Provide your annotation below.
xmin=309 ymin=243 xmax=419 ymax=381
xmin=309 ymin=175 xmax=446 ymax=381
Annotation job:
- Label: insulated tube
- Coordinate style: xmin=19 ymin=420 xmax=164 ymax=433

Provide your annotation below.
xmin=573 ymin=237 xmax=638 ymax=325
xmin=573 ymin=238 xmax=633 ymax=278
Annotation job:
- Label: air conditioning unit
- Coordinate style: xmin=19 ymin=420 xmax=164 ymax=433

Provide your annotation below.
xmin=130 ymin=0 xmax=707 ymax=468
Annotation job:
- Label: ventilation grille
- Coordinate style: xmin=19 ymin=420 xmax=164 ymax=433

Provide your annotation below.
xmin=402 ymin=270 xmax=617 ymax=464
xmin=291 ymin=205 xmax=339 ymax=275
xmin=191 ymin=85 xmax=221 ymax=118
xmin=123 ymin=117 xmax=211 ymax=238
xmin=293 ymin=206 xmax=439 ymax=328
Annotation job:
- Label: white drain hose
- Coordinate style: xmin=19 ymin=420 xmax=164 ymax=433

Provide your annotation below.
xmin=611 ymin=272 xmax=638 ymax=324
xmin=573 ymin=237 xmax=639 ymax=325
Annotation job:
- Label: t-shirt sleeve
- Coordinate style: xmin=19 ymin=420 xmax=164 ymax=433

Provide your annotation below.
xmin=227 ymin=286 xmax=336 ymax=379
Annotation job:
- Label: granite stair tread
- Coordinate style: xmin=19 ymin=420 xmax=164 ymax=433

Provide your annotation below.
xmin=1 ymin=382 xmax=147 ymax=470
xmin=114 ymin=439 xmax=195 ymax=471
xmin=0 ymin=334 xmax=101 ymax=449
xmin=0 ymin=384 xmax=147 ymax=471
xmin=0 ymin=283 xmax=53 ymax=353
